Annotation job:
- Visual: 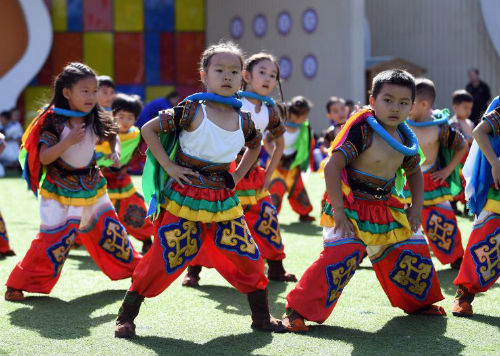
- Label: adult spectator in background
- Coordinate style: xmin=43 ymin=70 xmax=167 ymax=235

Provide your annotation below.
xmin=465 ymin=68 xmax=491 ymax=125
xmin=135 ymin=90 xmax=179 ymax=128
xmin=0 ymin=110 xmax=23 ymax=173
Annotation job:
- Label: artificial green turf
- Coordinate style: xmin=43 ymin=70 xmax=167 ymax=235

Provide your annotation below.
xmin=0 ymin=172 xmax=498 ymax=356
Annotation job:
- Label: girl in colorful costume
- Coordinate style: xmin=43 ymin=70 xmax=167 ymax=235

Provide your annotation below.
xmin=0 ymin=133 xmax=15 ymax=257
xmin=282 ymin=70 xmax=445 ymax=332
xmin=268 ymin=96 xmax=315 ymax=222
xmin=4 ymin=63 xmax=142 ymax=301
xmin=95 ymin=94 xmax=154 ymax=254
xmin=453 ymin=95 xmax=500 ymax=316
xmin=115 ymin=43 xmax=287 ymax=338
xmin=182 ymin=53 xmax=296 ymax=286
xmin=407 ymin=78 xmax=467 ymax=269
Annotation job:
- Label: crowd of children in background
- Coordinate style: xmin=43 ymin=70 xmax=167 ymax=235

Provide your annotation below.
xmin=1 ymin=40 xmax=499 ymax=338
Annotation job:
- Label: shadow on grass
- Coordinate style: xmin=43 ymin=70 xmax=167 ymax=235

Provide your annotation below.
xmin=308 ymin=315 xmax=464 ymax=356
xmin=279 ymin=221 xmax=322 ymax=235
xmin=195 ymin=281 xmax=288 ymax=317
xmin=123 ymin=331 xmax=272 ymax=356
xmin=471 ymin=313 xmax=500 ymax=329
xmin=67 ymin=253 xmax=100 ymax=272
xmin=8 ymin=289 xmax=125 ymax=339
xmin=436 ymin=268 xmax=499 ymax=296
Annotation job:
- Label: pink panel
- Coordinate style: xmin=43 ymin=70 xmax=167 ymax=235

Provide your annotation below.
xmin=83 ymin=0 xmax=112 ymax=31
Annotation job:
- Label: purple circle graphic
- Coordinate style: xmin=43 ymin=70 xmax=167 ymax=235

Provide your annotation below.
xmin=302 ymin=54 xmax=318 ymax=79
xmin=230 ymin=16 xmax=244 ymax=39
xmin=302 ymin=8 xmax=318 ymax=33
xmin=253 ymin=14 xmax=267 ymax=38
xmin=278 ymin=56 xmax=292 ymax=80
xmin=277 ymin=11 xmax=292 ymax=36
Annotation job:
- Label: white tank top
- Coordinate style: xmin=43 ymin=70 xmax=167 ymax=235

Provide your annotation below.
xmin=59 ymin=125 xmax=98 ymax=168
xmin=283 ymin=129 xmax=300 ymax=155
xmin=179 ymin=104 xmax=245 ymax=163
xmin=241 ymin=97 xmax=269 ymax=133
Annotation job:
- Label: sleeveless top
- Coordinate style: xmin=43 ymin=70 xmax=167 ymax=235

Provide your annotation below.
xmin=179 ymin=104 xmax=245 ymax=163
xmin=59 ymin=125 xmax=98 ymax=168
xmin=283 ymin=129 xmax=300 ymax=155
xmin=241 ymin=97 xmax=269 ymax=133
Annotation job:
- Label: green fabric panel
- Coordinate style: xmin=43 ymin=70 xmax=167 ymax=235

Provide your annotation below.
xmin=41 ymin=177 xmax=107 ymax=198
xmin=290 ymin=121 xmax=311 ymax=171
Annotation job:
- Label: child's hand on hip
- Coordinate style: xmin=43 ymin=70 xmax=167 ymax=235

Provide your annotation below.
xmin=164 ymin=162 xmax=198 ymax=188
xmin=333 ymin=209 xmax=355 ymax=237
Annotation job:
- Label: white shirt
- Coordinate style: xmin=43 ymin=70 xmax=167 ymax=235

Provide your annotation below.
xmin=241 ymin=97 xmax=269 ymax=134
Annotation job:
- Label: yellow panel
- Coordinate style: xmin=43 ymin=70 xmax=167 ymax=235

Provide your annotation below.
xmin=51 ymin=0 xmax=67 ymax=31
xmin=114 ymin=0 xmax=144 ymax=31
xmin=145 ymin=86 xmax=175 ymax=103
xmin=24 ymin=86 xmax=51 ymax=126
xmin=83 ymin=33 xmax=114 ymax=76
xmin=175 ymin=0 xmax=204 ymax=31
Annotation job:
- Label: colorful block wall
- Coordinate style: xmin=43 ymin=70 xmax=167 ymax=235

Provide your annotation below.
xmin=21 ymin=0 xmax=205 ymax=122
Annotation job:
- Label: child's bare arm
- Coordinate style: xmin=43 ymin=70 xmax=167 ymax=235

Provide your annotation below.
xmin=39 ymin=123 xmax=85 ymax=165
xmin=473 ymin=120 xmax=500 ymax=188
xmin=406 ymin=168 xmax=424 ymax=232
xmin=324 ymin=154 xmax=354 ymax=235
xmin=233 ymin=145 xmax=261 ymax=185
xmin=106 ymin=135 xmax=121 ymax=167
xmin=264 ymin=136 xmax=284 ymax=190
xmin=141 ymin=117 xmax=197 ymax=187
xmin=430 ymin=140 xmax=467 ymax=184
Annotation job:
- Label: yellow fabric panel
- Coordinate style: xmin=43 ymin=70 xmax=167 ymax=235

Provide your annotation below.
xmin=83 ymin=32 xmax=113 ymax=76
xmin=145 ymin=86 xmax=175 ymax=103
xmin=175 ymin=0 xmax=204 ymax=31
xmin=23 ymin=87 xmax=51 ymax=127
xmin=114 ymin=0 xmax=144 ymax=31
xmin=51 ymin=0 xmax=67 ymax=31
xmin=161 ymin=200 xmax=243 ymax=224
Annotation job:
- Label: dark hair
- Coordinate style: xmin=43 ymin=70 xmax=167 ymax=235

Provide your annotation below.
xmin=278 ymin=96 xmax=312 ymax=120
xmin=200 ymin=41 xmax=244 ymax=72
xmin=42 ymin=62 xmax=118 ymax=141
xmin=468 ymin=68 xmax=479 ymax=75
xmin=452 ymin=89 xmax=473 ymax=105
xmin=112 ymin=93 xmax=143 ymax=119
xmin=243 ymin=52 xmax=284 ymax=102
xmin=166 ymin=90 xmax=179 ymax=100
xmin=325 ymin=96 xmax=346 ymax=113
xmin=371 ymin=69 xmax=416 ymax=102
xmin=415 ymin=78 xmax=436 ymax=105
xmin=0 ymin=111 xmax=12 ymax=120
xmin=98 ymin=75 xmax=115 ymax=89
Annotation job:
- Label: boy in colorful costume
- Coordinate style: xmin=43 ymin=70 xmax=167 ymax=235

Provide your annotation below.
xmin=407 ymin=78 xmax=467 ymax=269
xmin=453 ymin=95 xmax=500 ymax=316
xmin=282 ymin=70 xmax=445 ymax=332
xmin=5 ymin=63 xmax=142 ymax=301
xmin=96 ymin=94 xmax=153 ymax=254
xmin=269 ymin=96 xmax=315 ymax=222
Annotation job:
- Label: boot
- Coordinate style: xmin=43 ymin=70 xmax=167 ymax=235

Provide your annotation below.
xmin=450 ymin=257 xmax=463 ymax=270
xmin=182 ymin=265 xmax=202 ymax=287
xmin=452 ymin=284 xmax=475 ymax=317
xmin=247 ymin=289 xmax=287 ymax=333
xmin=0 ymin=250 xmax=15 ymax=257
xmin=267 ymin=260 xmax=297 ymax=282
xmin=282 ymin=308 xmax=309 ymax=332
xmin=141 ymin=238 xmax=153 ymax=254
xmin=5 ymin=287 xmax=25 ymax=302
xmin=299 ymin=214 xmax=315 ymax=222
xmin=115 ymin=291 xmax=145 ymax=338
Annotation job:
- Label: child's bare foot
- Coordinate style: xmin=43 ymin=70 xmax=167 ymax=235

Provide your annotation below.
xmin=5 ymin=287 xmax=25 ymax=301
xmin=282 ymin=308 xmax=309 ymax=332
xmin=299 ymin=214 xmax=316 ymax=222
xmin=410 ymin=304 xmax=447 ymax=316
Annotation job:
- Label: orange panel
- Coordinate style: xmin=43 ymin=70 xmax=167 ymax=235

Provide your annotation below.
xmin=53 ymin=33 xmax=83 ymax=73
xmin=114 ymin=33 xmax=144 ymax=85
xmin=175 ymin=32 xmax=204 ymax=86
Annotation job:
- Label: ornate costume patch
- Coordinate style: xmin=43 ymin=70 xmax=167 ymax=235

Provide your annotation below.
xmin=99 ymin=217 xmax=132 ymax=263
xmin=158 ymin=218 xmax=201 ymax=274
xmin=46 ymin=228 xmax=77 ymax=276
xmin=325 ymin=251 xmax=359 ymax=307
xmin=124 ymin=203 xmax=147 ymax=228
xmin=471 ymin=227 xmax=500 ymax=287
xmin=389 ymin=250 xmax=434 ymax=300
xmin=425 ymin=211 xmax=456 ymax=254
xmin=215 ymin=217 xmax=260 ymax=260
xmin=254 ymin=201 xmax=282 ymax=249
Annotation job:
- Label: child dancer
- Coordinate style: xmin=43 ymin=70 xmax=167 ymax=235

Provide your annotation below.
xmin=449 ymin=90 xmax=474 ymax=215
xmin=282 ymin=70 xmax=445 ymax=332
xmin=268 ymin=96 xmax=315 ymax=222
xmin=97 ymin=75 xmax=115 ymax=112
xmin=453 ymin=95 xmax=500 ymax=316
xmin=5 ymin=63 xmax=142 ymax=301
xmin=0 ymin=134 xmax=14 ymax=257
xmin=96 ymin=94 xmax=154 ymax=254
xmin=115 ymin=42 xmax=286 ymax=338
xmin=407 ymin=78 xmax=467 ymax=269
xmin=182 ymin=52 xmax=296 ymax=286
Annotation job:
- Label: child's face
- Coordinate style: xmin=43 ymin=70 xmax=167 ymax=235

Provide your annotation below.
xmin=409 ymin=96 xmax=431 ymax=120
xmin=98 ymin=85 xmax=115 ymax=108
xmin=289 ymin=112 xmax=309 ymax=125
xmin=201 ymin=52 xmax=242 ymax=96
xmin=453 ymin=102 xmax=472 ymax=119
xmin=0 ymin=115 xmax=7 ymax=126
xmin=369 ymin=83 xmax=413 ymax=129
xmin=114 ymin=110 xmax=136 ymax=133
xmin=243 ymin=59 xmax=278 ymax=96
xmin=63 ymin=76 xmax=98 ymax=112
xmin=327 ymin=103 xmax=347 ymax=125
